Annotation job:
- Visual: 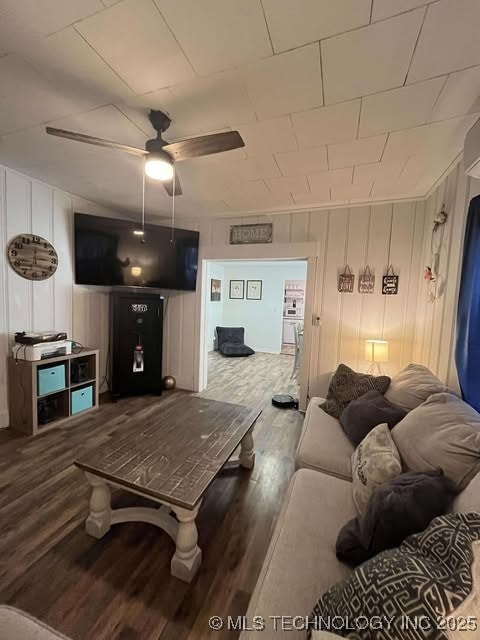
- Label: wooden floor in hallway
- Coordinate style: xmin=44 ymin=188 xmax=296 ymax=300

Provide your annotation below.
xmin=0 ymin=351 xmax=303 ymax=640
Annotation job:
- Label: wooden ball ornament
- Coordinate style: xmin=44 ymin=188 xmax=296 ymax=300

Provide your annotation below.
xmin=162 ymin=375 xmax=176 ymax=390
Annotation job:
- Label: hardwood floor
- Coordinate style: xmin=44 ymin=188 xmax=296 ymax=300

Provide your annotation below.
xmin=0 ymin=352 xmax=302 ymax=639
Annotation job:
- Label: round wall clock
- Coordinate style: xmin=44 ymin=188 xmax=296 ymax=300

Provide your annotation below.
xmin=7 ymin=234 xmax=58 ymax=281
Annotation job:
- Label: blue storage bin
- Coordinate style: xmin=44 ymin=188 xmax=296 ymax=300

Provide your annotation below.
xmin=71 ymin=385 xmax=93 ymax=415
xmin=38 ymin=364 xmax=66 ymax=396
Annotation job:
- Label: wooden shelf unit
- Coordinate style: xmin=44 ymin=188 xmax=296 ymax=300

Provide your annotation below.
xmin=8 ymin=348 xmax=100 ymax=436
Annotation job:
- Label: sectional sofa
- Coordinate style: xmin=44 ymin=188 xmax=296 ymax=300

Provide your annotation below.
xmin=241 ymin=367 xmax=480 ymax=639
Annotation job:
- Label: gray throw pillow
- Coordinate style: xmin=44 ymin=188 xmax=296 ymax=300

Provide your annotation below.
xmin=336 ymin=470 xmax=457 ymax=566
xmin=340 ymin=390 xmax=407 ymax=446
xmin=385 ymin=362 xmax=451 ymax=411
xmin=351 ymin=423 xmax=402 ymax=514
xmin=392 ymin=392 xmax=480 ymax=490
xmin=320 ymin=364 xmax=391 ymax=419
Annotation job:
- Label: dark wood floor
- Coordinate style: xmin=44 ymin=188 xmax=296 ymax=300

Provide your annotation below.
xmin=0 ymin=352 xmax=302 ymax=639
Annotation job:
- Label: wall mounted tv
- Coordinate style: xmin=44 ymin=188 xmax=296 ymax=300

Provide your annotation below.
xmin=74 ymin=213 xmax=199 ymax=291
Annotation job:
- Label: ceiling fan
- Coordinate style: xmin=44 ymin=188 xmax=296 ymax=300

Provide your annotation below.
xmin=45 ymin=110 xmax=245 ymax=197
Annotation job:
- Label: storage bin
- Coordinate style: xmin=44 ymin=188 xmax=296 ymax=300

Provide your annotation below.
xmin=71 ymin=385 xmax=93 ymax=415
xmin=38 ymin=364 xmax=66 ymax=396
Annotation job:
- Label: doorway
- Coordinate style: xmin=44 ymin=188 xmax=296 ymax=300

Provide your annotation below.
xmin=200 ymin=259 xmax=308 ymax=407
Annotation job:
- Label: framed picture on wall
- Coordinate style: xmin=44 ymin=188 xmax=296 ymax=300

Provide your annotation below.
xmin=210 ymin=278 xmax=221 ymax=301
xmin=247 ymin=280 xmax=262 ymax=300
xmin=229 ymin=280 xmax=244 ymax=299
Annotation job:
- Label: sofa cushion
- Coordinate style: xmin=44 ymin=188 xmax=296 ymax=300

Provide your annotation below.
xmin=392 ymin=392 xmax=480 ymax=490
xmin=310 ymin=513 xmax=480 ymax=640
xmin=240 ymin=469 xmax=356 ymax=640
xmin=453 ymin=470 xmax=480 ymax=513
xmin=351 ymin=423 xmax=402 ymax=515
xmin=340 ymin=390 xmax=407 ymax=447
xmin=385 ymin=363 xmax=450 ymax=411
xmin=296 ymin=398 xmax=354 ymax=480
xmin=0 ymin=606 xmax=70 ymax=639
xmin=320 ymin=364 xmax=390 ymax=419
xmin=337 ymin=470 xmax=457 ymax=566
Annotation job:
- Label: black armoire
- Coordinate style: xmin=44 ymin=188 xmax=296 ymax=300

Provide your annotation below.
xmin=110 ymin=290 xmax=163 ymax=399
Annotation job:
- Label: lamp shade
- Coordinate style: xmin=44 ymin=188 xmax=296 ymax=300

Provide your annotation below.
xmin=365 ymin=339 xmax=389 ymax=363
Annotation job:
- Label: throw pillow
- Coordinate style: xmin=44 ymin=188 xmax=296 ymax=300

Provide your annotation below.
xmin=385 ymin=362 xmax=451 ymax=411
xmin=392 ymin=392 xmax=480 ymax=490
xmin=320 ymin=364 xmax=390 ymax=419
xmin=310 ymin=512 xmax=480 ymax=640
xmin=340 ymin=390 xmax=407 ymax=446
xmin=351 ymin=423 xmax=402 ymax=515
xmin=337 ymin=470 xmax=457 ymax=565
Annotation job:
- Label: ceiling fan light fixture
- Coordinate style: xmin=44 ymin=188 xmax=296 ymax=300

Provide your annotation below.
xmin=144 ymin=153 xmax=174 ymax=181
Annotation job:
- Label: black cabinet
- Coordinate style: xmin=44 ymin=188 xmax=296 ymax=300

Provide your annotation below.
xmin=110 ymin=290 xmax=163 ymax=399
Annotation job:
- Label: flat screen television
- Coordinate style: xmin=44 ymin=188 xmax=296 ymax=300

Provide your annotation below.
xmin=74 ymin=213 xmax=199 ymax=291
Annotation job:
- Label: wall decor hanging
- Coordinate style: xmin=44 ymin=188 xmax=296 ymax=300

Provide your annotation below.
xmin=246 ymin=280 xmax=262 ymax=300
xmin=210 ymin=278 xmax=221 ymax=302
xmin=230 ymin=223 xmax=273 ymax=244
xmin=382 ymin=265 xmax=399 ymax=295
xmin=358 ymin=265 xmax=375 ymax=294
xmin=7 ymin=234 xmax=58 ymax=280
xmin=338 ymin=265 xmax=355 ymax=293
xmin=229 ymin=280 xmax=244 ymax=299
xmin=424 ymin=205 xmax=448 ymax=303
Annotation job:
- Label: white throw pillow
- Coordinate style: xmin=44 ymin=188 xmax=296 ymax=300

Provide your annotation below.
xmin=351 ymin=423 xmax=402 ymax=515
xmin=385 ymin=363 xmax=451 ymax=411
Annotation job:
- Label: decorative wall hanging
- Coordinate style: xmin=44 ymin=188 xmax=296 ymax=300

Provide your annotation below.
xmin=338 ymin=265 xmax=355 ymax=293
xmin=229 ymin=280 xmax=244 ymax=299
xmin=246 ymin=280 xmax=262 ymax=300
xmin=230 ymin=223 xmax=273 ymax=245
xmin=7 ymin=234 xmax=58 ymax=280
xmin=425 ymin=205 xmax=448 ymax=303
xmin=210 ymin=278 xmax=221 ymax=302
xmin=358 ymin=265 xmax=375 ymax=294
xmin=382 ymin=265 xmax=399 ymax=295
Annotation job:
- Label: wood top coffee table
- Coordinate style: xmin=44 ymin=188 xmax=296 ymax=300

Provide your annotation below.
xmin=75 ymin=396 xmax=261 ymax=582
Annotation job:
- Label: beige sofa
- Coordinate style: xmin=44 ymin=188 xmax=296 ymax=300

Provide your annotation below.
xmin=241 ymin=392 xmax=480 ymax=639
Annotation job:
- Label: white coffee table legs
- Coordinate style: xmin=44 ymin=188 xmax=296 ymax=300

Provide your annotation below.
xmin=239 ymin=427 xmax=255 ymax=469
xmin=84 ymin=473 xmax=202 ymax=583
xmin=85 ymin=474 xmax=111 ymax=538
xmin=170 ymin=503 xmax=202 ymax=582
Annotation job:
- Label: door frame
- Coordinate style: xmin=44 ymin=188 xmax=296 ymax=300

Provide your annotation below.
xmin=195 ymin=241 xmax=320 ymax=411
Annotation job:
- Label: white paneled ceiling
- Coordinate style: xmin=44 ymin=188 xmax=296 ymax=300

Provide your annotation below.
xmin=0 ymin=0 xmax=479 ymax=219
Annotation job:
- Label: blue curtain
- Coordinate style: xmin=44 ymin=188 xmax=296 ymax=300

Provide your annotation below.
xmin=456 ymin=195 xmax=480 ymax=412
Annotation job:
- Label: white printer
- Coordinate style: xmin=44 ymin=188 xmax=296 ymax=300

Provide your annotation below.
xmin=12 ymin=331 xmax=72 ymax=361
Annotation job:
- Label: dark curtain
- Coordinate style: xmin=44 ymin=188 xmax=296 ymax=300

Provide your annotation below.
xmin=455 ymin=195 xmax=480 ymax=412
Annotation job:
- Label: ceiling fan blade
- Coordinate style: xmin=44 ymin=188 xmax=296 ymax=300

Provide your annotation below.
xmin=163 ymin=130 xmax=244 ymax=162
xmin=163 ymin=173 xmax=183 ymax=197
xmin=45 ymin=127 xmax=148 ymax=158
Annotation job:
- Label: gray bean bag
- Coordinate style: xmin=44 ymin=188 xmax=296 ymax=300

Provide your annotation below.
xmin=215 ymin=326 xmax=255 ymax=357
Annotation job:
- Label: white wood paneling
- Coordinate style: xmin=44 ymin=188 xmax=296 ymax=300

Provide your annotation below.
xmin=413 ymin=163 xmax=472 ymax=391
xmin=0 ymin=164 xmax=120 ymax=428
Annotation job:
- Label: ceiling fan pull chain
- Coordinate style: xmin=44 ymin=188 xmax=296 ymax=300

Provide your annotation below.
xmin=142 ymin=163 xmax=146 ymax=233
xmin=171 ymin=164 xmax=176 ymax=244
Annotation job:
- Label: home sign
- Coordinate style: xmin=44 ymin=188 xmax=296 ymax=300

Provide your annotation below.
xmin=230 ymin=223 xmax=273 ymax=245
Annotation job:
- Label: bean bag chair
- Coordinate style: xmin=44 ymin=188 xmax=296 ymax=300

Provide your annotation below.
xmin=215 ymin=327 xmax=255 ymax=357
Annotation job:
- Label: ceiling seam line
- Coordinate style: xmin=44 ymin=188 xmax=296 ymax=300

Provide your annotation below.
xmin=259 ymin=0 xmax=275 ymax=56
xmin=149 ymin=0 xmax=197 ymax=75
xmin=402 ymin=5 xmax=428 ymax=86
xmin=71 ymin=25 xmax=136 ymax=94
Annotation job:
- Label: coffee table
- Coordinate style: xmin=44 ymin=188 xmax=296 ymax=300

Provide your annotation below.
xmin=75 ymin=396 xmax=261 ymax=582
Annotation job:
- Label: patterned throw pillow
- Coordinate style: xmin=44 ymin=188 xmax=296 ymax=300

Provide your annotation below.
xmin=351 ymin=423 xmax=402 ymax=515
xmin=320 ymin=364 xmax=391 ymax=419
xmin=309 ymin=513 xmax=480 ymax=640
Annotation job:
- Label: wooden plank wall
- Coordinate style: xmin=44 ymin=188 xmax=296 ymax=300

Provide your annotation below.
xmin=0 ymin=165 xmax=117 ymax=427
xmin=413 ymin=164 xmax=477 ymax=392
xmin=162 ymin=199 xmax=428 ymax=394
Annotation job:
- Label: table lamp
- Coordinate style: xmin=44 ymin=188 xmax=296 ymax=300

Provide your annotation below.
xmin=365 ymin=339 xmax=389 ymax=375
